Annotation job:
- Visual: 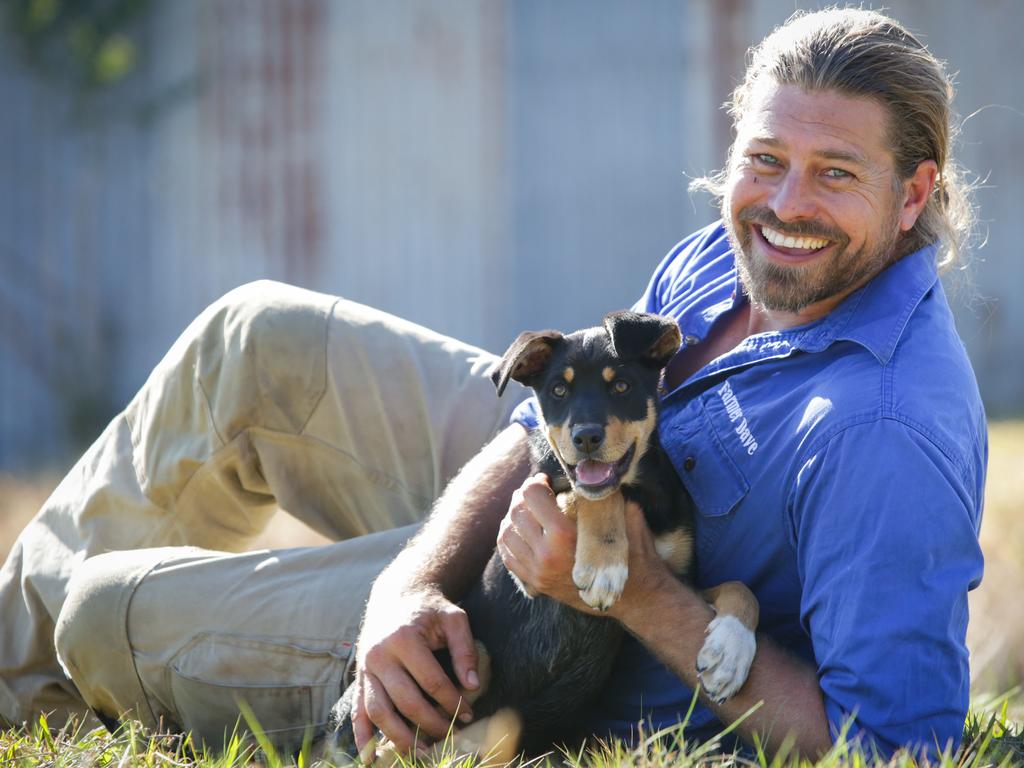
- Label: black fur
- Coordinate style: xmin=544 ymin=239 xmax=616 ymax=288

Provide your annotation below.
xmin=328 ymin=311 xmax=697 ymax=756
xmin=459 ymin=439 xmax=694 ymax=752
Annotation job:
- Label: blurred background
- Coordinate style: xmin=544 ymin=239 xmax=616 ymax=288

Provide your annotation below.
xmin=0 ymin=0 xmax=1021 ymax=701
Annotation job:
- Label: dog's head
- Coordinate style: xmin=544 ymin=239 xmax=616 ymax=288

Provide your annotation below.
xmin=492 ymin=311 xmax=681 ymax=500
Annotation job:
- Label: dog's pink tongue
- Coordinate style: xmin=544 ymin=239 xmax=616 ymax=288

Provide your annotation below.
xmin=576 ymin=460 xmax=614 ymax=485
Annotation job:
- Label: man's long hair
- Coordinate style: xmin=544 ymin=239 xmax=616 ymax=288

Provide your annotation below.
xmin=694 ymin=8 xmax=977 ymax=272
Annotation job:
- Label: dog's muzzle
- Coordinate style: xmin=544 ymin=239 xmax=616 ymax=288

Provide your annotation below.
xmin=567 ymin=442 xmax=636 ymax=496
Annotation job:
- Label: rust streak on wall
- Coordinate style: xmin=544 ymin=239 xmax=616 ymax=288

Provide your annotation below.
xmin=709 ymin=0 xmax=750 ymax=163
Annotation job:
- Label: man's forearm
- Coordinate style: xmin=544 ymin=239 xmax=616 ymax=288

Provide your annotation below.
xmin=616 ymin=576 xmax=832 ymax=758
xmin=373 ymin=423 xmax=531 ymax=600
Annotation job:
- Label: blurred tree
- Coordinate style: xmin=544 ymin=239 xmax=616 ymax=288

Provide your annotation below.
xmin=1 ymin=0 xmax=197 ymax=128
xmin=4 ymin=0 xmax=154 ymax=88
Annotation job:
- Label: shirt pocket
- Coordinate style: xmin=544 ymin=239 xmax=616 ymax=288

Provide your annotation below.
xmin=662 ymin=397 xmax=750 ymax=563
xmin=169 ymin=633 xmax=350 ymax=752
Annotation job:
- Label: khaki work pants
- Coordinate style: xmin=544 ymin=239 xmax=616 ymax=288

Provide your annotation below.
xmin=0 ymin=281 xmax=525 ymax=750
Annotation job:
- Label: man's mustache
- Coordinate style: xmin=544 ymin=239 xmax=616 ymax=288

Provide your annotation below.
xmin=737 ymin=206 xmax=848 ymax=245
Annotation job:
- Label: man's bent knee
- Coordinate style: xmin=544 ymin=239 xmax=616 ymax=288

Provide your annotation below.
xmin=55 ymin=550 xmax=169 ymax=727
xmin=178 ymin=280 xmax=338 ymax=441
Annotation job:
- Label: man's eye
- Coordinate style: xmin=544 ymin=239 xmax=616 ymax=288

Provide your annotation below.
xmin=753 ymin=153 xmax=780 ymax=166
xmin=551 ymin=382 xmax=568 ymax=398
xmin=823 ymin=167 xmax=852 ymax=179
xmin=612 ymin=379 xmax=631 ymax=394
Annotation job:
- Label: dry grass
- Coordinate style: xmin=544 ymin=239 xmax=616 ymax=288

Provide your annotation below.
xmin=2 ymin=422 xmax=1023 ymax=699
xmin=0 ymin=472 xmax=59 ymax=562
xmin=967 ymin=422 xmax=1024 ymax=698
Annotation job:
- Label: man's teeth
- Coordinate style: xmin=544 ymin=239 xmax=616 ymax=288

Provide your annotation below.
xmin=761 ymin=225 xmax=829 ymax=251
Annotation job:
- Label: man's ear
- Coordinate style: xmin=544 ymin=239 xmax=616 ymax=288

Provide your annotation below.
xmin=899 ymin=159 xmax=938 ymax=232
xmin=603 ymin=311 xmax=681 ymax=369
xmin=490 ymin=330 xmax=563 ymax=396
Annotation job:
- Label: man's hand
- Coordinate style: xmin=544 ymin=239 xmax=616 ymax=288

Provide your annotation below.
xmin=351 ymin=587 xmax=479 ymax=755
xmin=496 ymin=474 xmax=581 ymax=607
xmin=497 ymin=474 xmax=675 ymax=617
xmin=344 ymin=424 xmax=532 ymax=757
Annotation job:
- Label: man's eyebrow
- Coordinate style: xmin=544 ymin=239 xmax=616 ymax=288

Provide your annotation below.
xmin=748 ymin=136 xmax=870 ymax=167
xmin=815 ymin=148 xmax=869 ymax=166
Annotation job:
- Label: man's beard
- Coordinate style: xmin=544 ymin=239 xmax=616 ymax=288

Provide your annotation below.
xmin=724 ymin=203 xmax=903 ymax=314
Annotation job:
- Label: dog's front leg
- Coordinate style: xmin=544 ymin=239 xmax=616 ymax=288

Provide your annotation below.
xmin=696 ymin=581 xmax=759 ymax=703
xmin=565 ymin=492 xmax=629 ymax=611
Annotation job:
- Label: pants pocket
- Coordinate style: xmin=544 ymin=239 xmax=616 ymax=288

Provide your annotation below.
xmin=169 ymin=633 xmax=349 ymax=752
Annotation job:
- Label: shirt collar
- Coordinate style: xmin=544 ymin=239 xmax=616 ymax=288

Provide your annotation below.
xmin=793 ymin=242 xmax=940 ymax=364
xmin=677 ymin=226 xmax=941 ymax=371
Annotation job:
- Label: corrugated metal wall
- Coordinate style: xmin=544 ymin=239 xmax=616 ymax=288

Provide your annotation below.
xmin=1 ymin=0 xmax=1021 ymax=470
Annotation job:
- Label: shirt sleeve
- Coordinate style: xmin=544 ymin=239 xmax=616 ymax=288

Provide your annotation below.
xmin=509 ymin=397 xmax=540 ymax=431
xmin=789 ymin=418 xmax=984 ymax=758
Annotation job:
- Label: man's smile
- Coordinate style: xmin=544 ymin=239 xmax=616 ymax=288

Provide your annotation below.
xmin=752 ymin=222 xmax=834 ymax=264
xmin=760 ymin=225 xmax=830 ymax=252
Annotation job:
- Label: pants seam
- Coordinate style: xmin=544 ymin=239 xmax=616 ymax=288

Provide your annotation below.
xmin=120 ymin=552 xmax=184 ymax=728
xmin=296 ymin=297 xmax=338 ymax=437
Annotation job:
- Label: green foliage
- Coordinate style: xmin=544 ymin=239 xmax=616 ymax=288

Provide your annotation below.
xmin=3 ymin=0 xmax=156 ymax=90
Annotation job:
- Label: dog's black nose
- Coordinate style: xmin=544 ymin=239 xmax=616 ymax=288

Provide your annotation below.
xmin=572 ymin=424 xmax=604 ymax=453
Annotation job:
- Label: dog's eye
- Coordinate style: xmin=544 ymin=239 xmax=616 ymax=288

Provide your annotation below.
xmin=551 ymin=382 xmax=568 ymax=398
xmin=612 ymin=379 xmax=631 ymax=394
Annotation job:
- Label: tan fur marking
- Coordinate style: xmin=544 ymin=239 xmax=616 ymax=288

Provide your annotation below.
xmin=602 ymin=366 xmax=616 ymax=383
xmin=654 ymin=528 xmax=694 ymax=576
xmin=445 ymin=708 xmax=522 ymax=766
xmin=605 ymin=398 xmax=658 ymax=485
xmin=548 ymin=398 xmax=659 ymax=491
xmin=546 ymin=424 xmax=567 ymax=465
xmin=563 ymin=366 xmax=575 ymax=383
xmin=566 ymin=491 xmax=629 ymax=576
xmin=703 ymin=581 xmax=759 ymax=631
xmin=514 ymin=340 xmax=555 ymax=379
xmin=650 ymin=324 xmax=682 ymax=361
xmin=461 ymin=641 xmax=492 ymax=704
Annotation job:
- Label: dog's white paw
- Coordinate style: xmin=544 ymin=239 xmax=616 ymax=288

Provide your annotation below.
xmin=573 ymin=562 xmax=628 ymax=611
xmin=696 ymin=615 xmax=756 ymax=703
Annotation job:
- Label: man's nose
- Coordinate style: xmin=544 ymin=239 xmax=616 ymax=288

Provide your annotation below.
xmin=571 ymin=424 xmax=605 ymax=453
xmin=770 ymin=170 xmax=817 ymax=222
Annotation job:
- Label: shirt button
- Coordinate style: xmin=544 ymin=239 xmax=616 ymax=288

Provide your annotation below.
xmin=683 ymin=456 xmax=697 ymax=471
xmin=683 ymin=334 xmax=701 ymax=346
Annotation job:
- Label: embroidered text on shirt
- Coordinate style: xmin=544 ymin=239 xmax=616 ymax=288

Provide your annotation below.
xmin=718 ymin=381 xmax=759 ymax=455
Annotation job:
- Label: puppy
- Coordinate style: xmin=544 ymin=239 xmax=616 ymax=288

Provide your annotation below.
xmin=327 ymin=311 xmax=758 ymax=760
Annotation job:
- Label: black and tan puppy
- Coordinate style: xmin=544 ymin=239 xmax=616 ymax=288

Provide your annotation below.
xmin=327 ymin=311 xmax=758 ymax=759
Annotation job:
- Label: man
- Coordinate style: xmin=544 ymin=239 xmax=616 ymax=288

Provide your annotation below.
xmin=344 ymin=8 xmax=985 ymax=759
xmin=0 ymin=6 xmax=983 ymax=761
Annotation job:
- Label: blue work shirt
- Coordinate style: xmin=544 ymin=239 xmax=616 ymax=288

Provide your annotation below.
xmin=511 ymin=221 xmax=986 ymax=756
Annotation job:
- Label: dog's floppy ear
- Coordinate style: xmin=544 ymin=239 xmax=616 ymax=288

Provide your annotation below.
xmin=491 ymin=330 xmax=563 ymax=396
xmin=603 ymin=311 xmax=681 ymax=369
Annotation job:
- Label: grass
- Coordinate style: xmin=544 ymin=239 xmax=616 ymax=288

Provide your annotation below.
xmin=1 ymin=698 xmax=1023 ymax=768
xmin=1 ymin=421 xmax=1023 ymax=766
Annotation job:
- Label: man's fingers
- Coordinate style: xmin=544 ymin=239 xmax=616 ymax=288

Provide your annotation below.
xmin=509 ymin=501 xmax=544 ymax=542
xmin=522 ymin=475 xmax=573 ymax=537
xmin=361 ymin=671 xmax=422 ymax=754
xmin=499 ymin=508 xmax=536 ymax=561
xmin=498 ymin=528 xmax=536 ymax=583
xmin=440 ymin=608 xmax=480 ymax=698
xmin=399 ymin=640 xmax=470 ymax=725
xmin=380 ymin=663 xmax=455 ymax=741
xmin=351 ymin=677 xmax=375 ymax=754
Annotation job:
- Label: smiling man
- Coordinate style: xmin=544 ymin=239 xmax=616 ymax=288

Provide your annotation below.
xmin=3 ymin=7 xmax=984 ymax=764
xmin=350 ymin=9 xmax=985 ymax=759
